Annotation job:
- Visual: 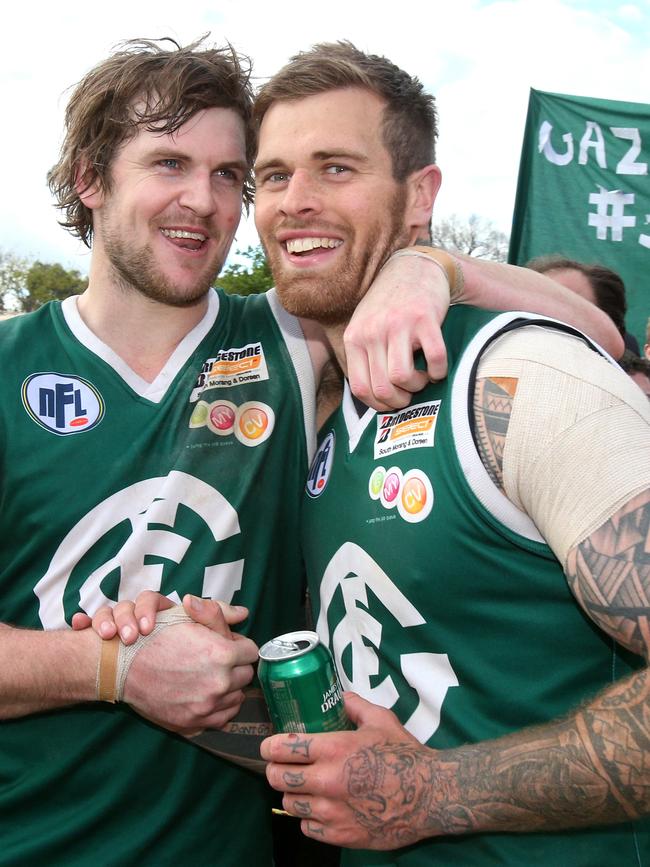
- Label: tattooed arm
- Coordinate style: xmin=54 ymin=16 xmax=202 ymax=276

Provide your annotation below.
xmin=261 ymin=490 xmax=650 ymax=849
xmin=261 ymin=350 xmax=650 ymax=850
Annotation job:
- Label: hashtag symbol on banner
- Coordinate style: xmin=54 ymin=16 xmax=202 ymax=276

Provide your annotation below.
xmin=588 ymin=186 xmax=636 ymax=241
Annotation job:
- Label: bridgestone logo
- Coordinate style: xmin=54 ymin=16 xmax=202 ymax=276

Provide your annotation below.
xmin=214 ymin=345 xmax=261 ymax=362
xmin=374 ymin=399 xmax=442 ymax=458
xmin=379 ymin=403 xmax=439 ymax=430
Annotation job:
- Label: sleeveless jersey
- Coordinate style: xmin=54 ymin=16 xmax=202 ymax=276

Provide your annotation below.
xmin=0 ymin=288 xmax=314 ymax=866
xmin=302 ymin=305 xmax=649 ymax=867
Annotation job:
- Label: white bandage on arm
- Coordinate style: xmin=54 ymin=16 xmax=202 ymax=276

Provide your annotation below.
xmin=96 ymin=605 xmax=192 ymax=703
xmin=477 ymin=326 xmax=650 ymax=567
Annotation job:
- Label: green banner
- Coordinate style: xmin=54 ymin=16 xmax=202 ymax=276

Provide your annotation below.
xmin=509 ymin=88 xmax=649 ymax=349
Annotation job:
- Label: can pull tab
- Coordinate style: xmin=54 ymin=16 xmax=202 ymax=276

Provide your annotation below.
xmin=274 ymin=638 xmax=311 ymax=653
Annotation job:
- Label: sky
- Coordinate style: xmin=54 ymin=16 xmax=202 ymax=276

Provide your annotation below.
xmin=2 ymin=0 xmax=649 ymax=275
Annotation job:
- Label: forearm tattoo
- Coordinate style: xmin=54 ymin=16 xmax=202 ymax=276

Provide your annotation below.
xmin=337 ymin=493 xmax=650 ymax=842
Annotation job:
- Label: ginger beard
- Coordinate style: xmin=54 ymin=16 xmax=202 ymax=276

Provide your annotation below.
xmin=100 ymin=210 xmax=227 ymax=308
xmin=263 ymin=184 xmax=409 ymax=326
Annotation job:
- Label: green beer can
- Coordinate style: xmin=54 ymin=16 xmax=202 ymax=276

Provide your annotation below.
xmin=258 ymin=630 xmax=353 ymax=733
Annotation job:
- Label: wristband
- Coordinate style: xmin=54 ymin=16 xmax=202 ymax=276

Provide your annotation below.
xmin=96 ymin=635 xmax=120 ymax=703
xmin=382 ymin=246 xmax=464 ymax=301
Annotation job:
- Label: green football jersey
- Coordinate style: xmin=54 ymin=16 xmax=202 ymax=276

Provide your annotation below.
xmin=303 ymin=306 xmax=648 ymax=866
xmin=0 ymin=288 xmax=314 ymax=865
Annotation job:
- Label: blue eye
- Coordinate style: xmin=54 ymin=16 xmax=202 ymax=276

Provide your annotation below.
xmin=216 ymin=168 xmax=240 ymax=183
xmin=160 ymin=158 xmax=179 ymax=169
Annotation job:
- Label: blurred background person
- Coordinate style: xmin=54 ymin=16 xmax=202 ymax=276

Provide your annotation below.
xmin=527 ymin=255 xmax=640 ymax=356
xmin=620 ymin=350 xmax=650 ymax=399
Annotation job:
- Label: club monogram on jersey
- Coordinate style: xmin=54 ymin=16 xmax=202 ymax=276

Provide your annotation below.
xmin=190 ymin=341 xmax=269 ymax=400
xmin=21 ymin=372 xmax=105 ymax=436
xmin=316 ymin=541 xmax=458 ymax=743
xmin=34 ymin=471 xmax=244 ymax=629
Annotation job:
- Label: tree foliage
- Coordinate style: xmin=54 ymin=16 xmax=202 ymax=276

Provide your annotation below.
xmin=217 ymin=246 xmax=273 ymax=296
xmin=0 ymin=251 xmax=30 ymax=312
xmin=0 ymin=251 xmax=87 ymax=312
xmin=431 ymin=214 xmax=509 ymax=262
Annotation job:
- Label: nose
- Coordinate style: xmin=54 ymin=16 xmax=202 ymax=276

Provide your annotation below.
xmin=279 ymin=169 xmax=322 ymax=218
xmin=178 ymin=170 xmax=217 ymax=217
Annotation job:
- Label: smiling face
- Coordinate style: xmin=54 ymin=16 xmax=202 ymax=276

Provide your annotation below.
xmin=84 ymin=107 xmax=247 ymax=307
xmin=254 ymin=88 xmax=428 ymax=325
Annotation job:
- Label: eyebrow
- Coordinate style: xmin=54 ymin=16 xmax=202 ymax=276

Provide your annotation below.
xmin=254 ymin=149 xmax=369 ymax=175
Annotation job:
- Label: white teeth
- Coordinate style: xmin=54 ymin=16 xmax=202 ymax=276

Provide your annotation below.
xmin=286 ymin=237 xmax=343 ymax=254
xmin=161 ymin=229 xmax=207 ymax=241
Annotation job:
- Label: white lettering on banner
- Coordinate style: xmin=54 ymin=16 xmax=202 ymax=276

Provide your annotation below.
xmin=612 ymin=128 xmax=648 ymax=175
xmin=34 ymin=471 xmax=244 ymax=628
xmin=538 ymin=118 xmax=650 ymax=247
xmin=540 ymin=119 xmax=649 ymax=173
xmin=579 ymin=122 xmax=607 ymax=168
xmin=640 ymin=220 xmax=650 ymax=249
xmin=539 ymin=121 xmax=574 ymax=166
xmin=588 ymin=186 xmax=637 ymax=241
xmin=316 ymin=542 xmax=458 ymax=743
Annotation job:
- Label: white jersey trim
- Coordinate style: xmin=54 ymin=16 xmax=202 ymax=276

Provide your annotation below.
xmin=265 ymin=287 xmax=318 ymax=462
xmin=340 ymin=381 xmax=376 ymax=452
xmin=451 ymin=311 xmax=554 ymax=544
xmin=61 ymin=291 xmax=220 ymax=404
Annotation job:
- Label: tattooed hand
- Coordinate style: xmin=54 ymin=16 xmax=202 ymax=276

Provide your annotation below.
xmin=260 ymin=692 xmax=446 ymax=849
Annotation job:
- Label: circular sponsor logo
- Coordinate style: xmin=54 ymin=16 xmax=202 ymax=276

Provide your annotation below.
xmin=234 ymin=401 xmax=275 ymax=447
xmin=21 ymin=373 xmax=104 ymax=436
xmin=306 ymin=431 xmax=335 ymax=498
xmin=368 ymin=466 xmax=385 ymax=500
xmin=380 ymin=466 xmax=403 ymax=509
xmin=189 ymin=400 xmax=210 ymax=428
xmin=397 ymin=470 xmax=434 ymax=523
xmin=206 ymin=400 xmax=237 ymax=436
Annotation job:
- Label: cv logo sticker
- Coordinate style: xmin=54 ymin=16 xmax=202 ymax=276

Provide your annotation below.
xmin=369 ymin=466 xmax=433 ymax=523
xmin=22 ymin=373 xmax=104 ymax=436
xmin=189 ymin=399 xmax=274 ymax=446
xmin=34 ymin=471 xmax=245 ymax=629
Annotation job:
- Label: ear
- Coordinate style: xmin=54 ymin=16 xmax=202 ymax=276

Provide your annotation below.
xmin=404 ymin=164 xmax=441 ymax=243
xmin=75 ymin=159 xmax=104 ymax=210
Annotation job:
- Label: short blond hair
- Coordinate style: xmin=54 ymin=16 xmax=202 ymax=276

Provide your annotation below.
xmin=254 ymin=41 xmax=437 ymax=182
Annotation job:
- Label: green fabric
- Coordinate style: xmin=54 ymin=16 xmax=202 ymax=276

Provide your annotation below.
xmin=0 ymin=289 xmax=308 ymax=865
xmin=303 ymin=306 xmax=649 ymax=866
xmin=509 ymin=88 xmax=650 ymax=349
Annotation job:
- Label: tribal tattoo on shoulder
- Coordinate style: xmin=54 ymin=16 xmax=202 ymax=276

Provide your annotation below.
xmin=473 ymin=377 xmax=518 ymax=493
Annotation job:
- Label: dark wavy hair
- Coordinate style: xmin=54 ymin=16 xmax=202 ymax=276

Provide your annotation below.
xmin=48 ymin=36 xmax=255 ymax=247
xmin=527 ymin=254 xmax=628 ymax=338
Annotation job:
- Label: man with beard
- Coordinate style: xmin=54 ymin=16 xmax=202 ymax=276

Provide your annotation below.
xmin=0 ymin=35 xmax=625 ymax=867
xmin=254 ymin=42 xmax=650 ymax=866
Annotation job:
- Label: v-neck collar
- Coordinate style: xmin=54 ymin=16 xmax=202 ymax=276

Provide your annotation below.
xmin=341 ymin=380 xmax=376 ymax=452
xmin=61 ymin=289 xmax=220 ymax=403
